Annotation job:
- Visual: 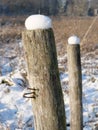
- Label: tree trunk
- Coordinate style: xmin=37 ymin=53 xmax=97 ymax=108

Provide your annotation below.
xmin=22 ymin=28 xmax=66 ymax=130
xmin=67 ymin=44 xmax=83 ymax=130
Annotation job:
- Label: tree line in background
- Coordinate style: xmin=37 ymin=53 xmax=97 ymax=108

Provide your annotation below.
xmin=0 ymin=0 xmax=98 ymax=16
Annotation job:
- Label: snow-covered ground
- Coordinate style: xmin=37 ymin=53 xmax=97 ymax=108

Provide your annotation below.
xmin=59 ymin=50 xmax=98 ymax=130
xmin=0 ymin=40 xmax=98 ymax=130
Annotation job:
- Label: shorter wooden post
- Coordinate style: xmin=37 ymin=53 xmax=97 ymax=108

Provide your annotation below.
xmin=67 ymin=36 xmax=83 ymax=130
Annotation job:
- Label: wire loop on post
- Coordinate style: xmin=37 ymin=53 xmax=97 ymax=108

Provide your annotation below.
xmin=23 ymin=87 xmax=39 ymax=99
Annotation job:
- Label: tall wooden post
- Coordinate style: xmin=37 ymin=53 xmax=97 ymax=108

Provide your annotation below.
xmin=22 ymin=16 xmax=66 ymax=130
xmin=67 ymin=36 xmax=83 ymax=130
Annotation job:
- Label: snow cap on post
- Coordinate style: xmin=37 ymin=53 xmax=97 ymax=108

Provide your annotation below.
xmin=25 ymin=14 xmax=52 ymax=30
xmin=68 ymin=35 xmax=80 ymax=45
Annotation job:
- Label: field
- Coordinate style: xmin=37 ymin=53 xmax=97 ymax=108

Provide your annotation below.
xmin=0 ymin=16 xmax=98 ymax=52
xmin=0 ymin=16 xmax=98 ymax=129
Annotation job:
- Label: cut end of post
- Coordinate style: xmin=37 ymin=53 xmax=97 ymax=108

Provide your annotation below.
xmin=25 ymin=14 xmax=52 ymax=30
xmin=68 ymin=36 xmax=80 ymax=45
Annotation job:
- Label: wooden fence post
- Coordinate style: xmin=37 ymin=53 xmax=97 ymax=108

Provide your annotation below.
xmin=22 ymin=15 xmax=66 ymax=130
xmin=67 ymin=36 xmax=83 ymax=130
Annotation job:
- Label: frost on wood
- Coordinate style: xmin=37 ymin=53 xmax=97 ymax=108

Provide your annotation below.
xmin=25 ymin=14 xmax=52 ymax=30
xmin=68 ymin=36 xmax=80 ymax=45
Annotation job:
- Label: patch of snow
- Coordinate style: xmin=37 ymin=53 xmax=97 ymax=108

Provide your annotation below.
xmin=0 ymin=73 xmax=34 ymax=129
xmin=25 ymin=15 xmax=52 ymax=30
xmin=1 ymin=63 xmax=12 ymax=75
xmin=0 ymin=40 xmax=98 ymax=129
xmin=68 ymin=35 xmax=80 ymax=44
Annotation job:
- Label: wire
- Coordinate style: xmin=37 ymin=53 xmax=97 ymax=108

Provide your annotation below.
xmin=81 ymin=16 xmax=98 ymax=44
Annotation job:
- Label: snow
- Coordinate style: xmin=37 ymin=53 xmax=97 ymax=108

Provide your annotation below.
xmin=0 ymin=40 xmax=98 ymax=129
xmin=0 ymin=73 xmax=34 ymax=129
xmin=25 ymin=15 xmax=52 ymax=30
xmin=68 ymin=35 xmax=80 ymax=44
xmin=58 ymin=51 xmax=98 ymax=129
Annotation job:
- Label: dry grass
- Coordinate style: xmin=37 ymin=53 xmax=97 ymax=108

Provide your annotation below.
xmin=53 ymin=16 xmax=98 ymax=54
xmin=0 ymin=16 xmax=98 ymax=54
xmin=0 ymin=16 xmax=26 ymax=43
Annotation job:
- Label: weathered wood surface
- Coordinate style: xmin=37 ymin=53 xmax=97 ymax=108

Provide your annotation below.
xmin=22 ymin=29 xmax=66 ymax=130
xmin=67 ymin=44 xmax=83 ymax=130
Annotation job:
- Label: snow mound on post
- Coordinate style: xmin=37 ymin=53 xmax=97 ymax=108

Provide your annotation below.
xmin=68 ymin=36 xmax=80 ymax=44
xmin=25 ymin=15 xmax=52 ymax=30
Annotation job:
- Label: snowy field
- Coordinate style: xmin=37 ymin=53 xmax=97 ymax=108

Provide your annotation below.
xmin=0 ymin=39 xmax=98 ymax=130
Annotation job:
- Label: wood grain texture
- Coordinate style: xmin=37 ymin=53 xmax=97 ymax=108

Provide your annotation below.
xmin=67 ymin=44 xmax=83 ymax=130
xmin=22 ymin=29 xmax=66 ymax=130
